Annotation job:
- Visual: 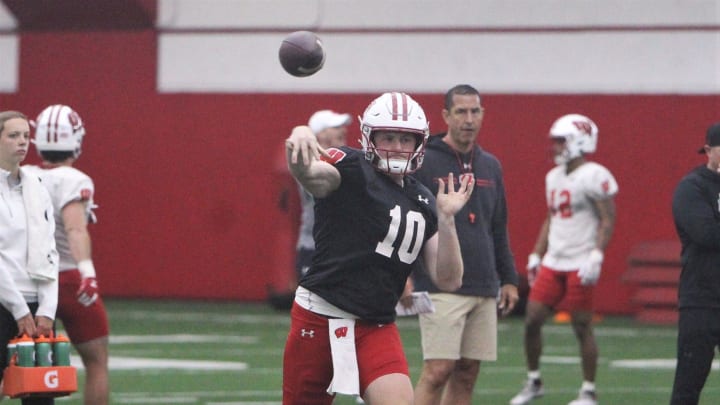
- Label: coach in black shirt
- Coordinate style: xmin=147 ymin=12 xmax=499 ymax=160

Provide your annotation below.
xmin=670 ymin=122 xmax=720 ymax=405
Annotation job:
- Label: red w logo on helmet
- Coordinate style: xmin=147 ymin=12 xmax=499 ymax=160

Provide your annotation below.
xmin=572 ymin=121 xmax=593 ymax=136
xmin=68 ymin=111 xmax=80 ymax=127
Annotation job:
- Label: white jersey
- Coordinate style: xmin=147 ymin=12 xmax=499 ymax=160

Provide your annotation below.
xmin=23 ymin=165 xmax=97 ymax=272
xmin=542 ymin=161 xmax=618 ymax=271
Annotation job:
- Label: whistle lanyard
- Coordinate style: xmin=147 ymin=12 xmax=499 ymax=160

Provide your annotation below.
xmin=453 ymin=147 xmax=474 ymax=174
xmin=453 ymin=146 xmax=476 ymax=223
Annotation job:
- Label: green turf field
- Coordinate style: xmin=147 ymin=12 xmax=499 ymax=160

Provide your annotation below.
xmin=49 ymin=299 xmax=720 ymax=404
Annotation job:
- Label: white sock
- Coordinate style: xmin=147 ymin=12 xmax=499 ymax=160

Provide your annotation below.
xmin=581 ymin=381 xmax=595 ymax=392
xmin=528 ymin=370 xmax=541 ymax=381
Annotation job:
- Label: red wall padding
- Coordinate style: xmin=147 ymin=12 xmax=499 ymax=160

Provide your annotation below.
xmin=2 ymin=30 xmax=719 ymax=313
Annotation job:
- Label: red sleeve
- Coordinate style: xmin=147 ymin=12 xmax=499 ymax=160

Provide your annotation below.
xmin=320 ymin=148 xmax=347 ymax=165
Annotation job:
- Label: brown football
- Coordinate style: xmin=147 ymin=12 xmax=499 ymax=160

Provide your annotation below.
xmin=278 ymin=31 xmax=325 ymax=77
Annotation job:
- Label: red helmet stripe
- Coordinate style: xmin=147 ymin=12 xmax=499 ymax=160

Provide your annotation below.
xmin=389 ymin=92 xmax=409 ymax=122
xmin=51 ymin=104 xmax=63 ymax=143
xmin=44 ymin=105 xmax=53 ymax=143
xmin=46 ymin=105 xmax=55 ymax=143
xmin=391 ymin=92 xmax=399 ymax=121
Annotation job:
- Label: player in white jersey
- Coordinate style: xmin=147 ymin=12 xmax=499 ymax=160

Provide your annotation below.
xmin=542 ymin=161 xmax=617 ymax=270
xmin=24 ymin=105 xmax=109 ymax=405
xmin=510 ymin=114 xmax=617 ymax=405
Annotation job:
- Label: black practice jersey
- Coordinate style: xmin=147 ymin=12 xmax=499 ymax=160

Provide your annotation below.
xmin=299 ymin=147 xmax=438 ymax=324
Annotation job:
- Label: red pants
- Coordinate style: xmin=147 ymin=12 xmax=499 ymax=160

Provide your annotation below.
xmin=282 ymin=304 xmax=408 ymax=404
xmin=56 ymin=270 xmax=110 ymax=343
xmin=528 ymin=265 xmax=594 ymax=311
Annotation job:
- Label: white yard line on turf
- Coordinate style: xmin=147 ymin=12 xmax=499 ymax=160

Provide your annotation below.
xmin=69 ymin=355 xmax=248 ymax=371
xmin=110 ymin=334 xmax=258 ymax=344
xmin=611 ymin=359 xmax=720 ymax=370
xmin=115 ymin=311 xmax=290 ymax=325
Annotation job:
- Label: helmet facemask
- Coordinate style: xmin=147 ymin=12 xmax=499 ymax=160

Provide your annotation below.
xmin=359 ymin=92 xmax=429 ymax=175
xmin=364 ymin=129 xmax=427 ymax=174
xmin=552 ymin=135 xmax=579 ymax=165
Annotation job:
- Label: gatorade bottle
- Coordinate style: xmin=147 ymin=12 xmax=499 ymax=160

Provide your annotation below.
xmin=52 ymin=333 xmax=71 ymax=366
xmin=15 ymin=334 xmax=35 ymax=367
xmin=6 ymin=338 xmax=17 ymax=366
xmin=35 ymin=335 xmax=53 ymax=367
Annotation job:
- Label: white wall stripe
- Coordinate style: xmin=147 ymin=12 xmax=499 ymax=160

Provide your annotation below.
xmin=158 ymin=31 xmax=720 ymax=94
xmin=0 ymin=34 xmax=17 ymax=93
xmin=155 ymin=0 xmax=720 ymax=94
xmin=157 ymin=0 xmax=720 ymax=29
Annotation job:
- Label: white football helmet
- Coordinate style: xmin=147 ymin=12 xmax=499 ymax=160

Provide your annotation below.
xmin=359 ymin=92 xmax=429 ymax=174
xmin=33 ymin=104 xmax=86 ymax=159
xmin=549 ymin=113 xmax=598 ymax=165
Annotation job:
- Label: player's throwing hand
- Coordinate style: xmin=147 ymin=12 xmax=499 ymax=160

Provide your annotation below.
xmin=285 ymin=125 xmax=330 ymax=166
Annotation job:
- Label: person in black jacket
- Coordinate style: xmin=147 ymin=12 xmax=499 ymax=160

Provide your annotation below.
xmin=412 ymin=84 xmax=519 ymax=405
xmin=670 ymin=122 xmax=720 ymax=405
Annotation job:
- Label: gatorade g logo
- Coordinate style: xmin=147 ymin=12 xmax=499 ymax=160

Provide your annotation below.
xmin=334 ymin=326 xmax=348 ymax=339
xmin=44 ymin=370 xmax=59 ymax=388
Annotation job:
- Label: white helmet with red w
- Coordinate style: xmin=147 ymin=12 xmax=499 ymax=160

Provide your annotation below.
xmin=33 ymin=104 xmax=86 ymax=159
xmin=549 ymin=113 xmax=598 ymax=165
xmin=359 ymin=92 xmax=429 ymax=174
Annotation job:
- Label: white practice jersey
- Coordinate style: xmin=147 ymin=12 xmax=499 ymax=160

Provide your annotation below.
xmin=542 ymin=161 xmax=618 ymax=271
xmin=23 ymin=165 xmax=97 ymax=272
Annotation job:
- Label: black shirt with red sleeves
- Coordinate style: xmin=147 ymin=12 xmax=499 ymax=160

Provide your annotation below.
xmin=299 ymin=147 xmax=438 ymax=324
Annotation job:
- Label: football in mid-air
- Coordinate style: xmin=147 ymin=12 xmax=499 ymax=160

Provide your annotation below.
xmin=278 ymin=31 xmax=325 ymax=77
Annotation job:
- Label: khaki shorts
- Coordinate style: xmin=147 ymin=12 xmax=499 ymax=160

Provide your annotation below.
xmin=418 ymin=293 xmax=497 ymax=361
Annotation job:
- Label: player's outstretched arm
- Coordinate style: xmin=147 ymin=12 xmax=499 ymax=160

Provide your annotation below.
xmin=530 ymin=213 xmax=551 ymax=258
xmin=63 ymin=201 xmax=100 ymax=306
xmin=285 ymin=125 xmax=340 ymax=198
xmin=593 ymin=197 xmax=616 ymax=251
xmin=577 ymin=196 xmax=617 ymax=286
xmin=527 ymin=213 xmax=551 ymax=286
xmin=423 ymin=173 xmax=474 ymax=291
